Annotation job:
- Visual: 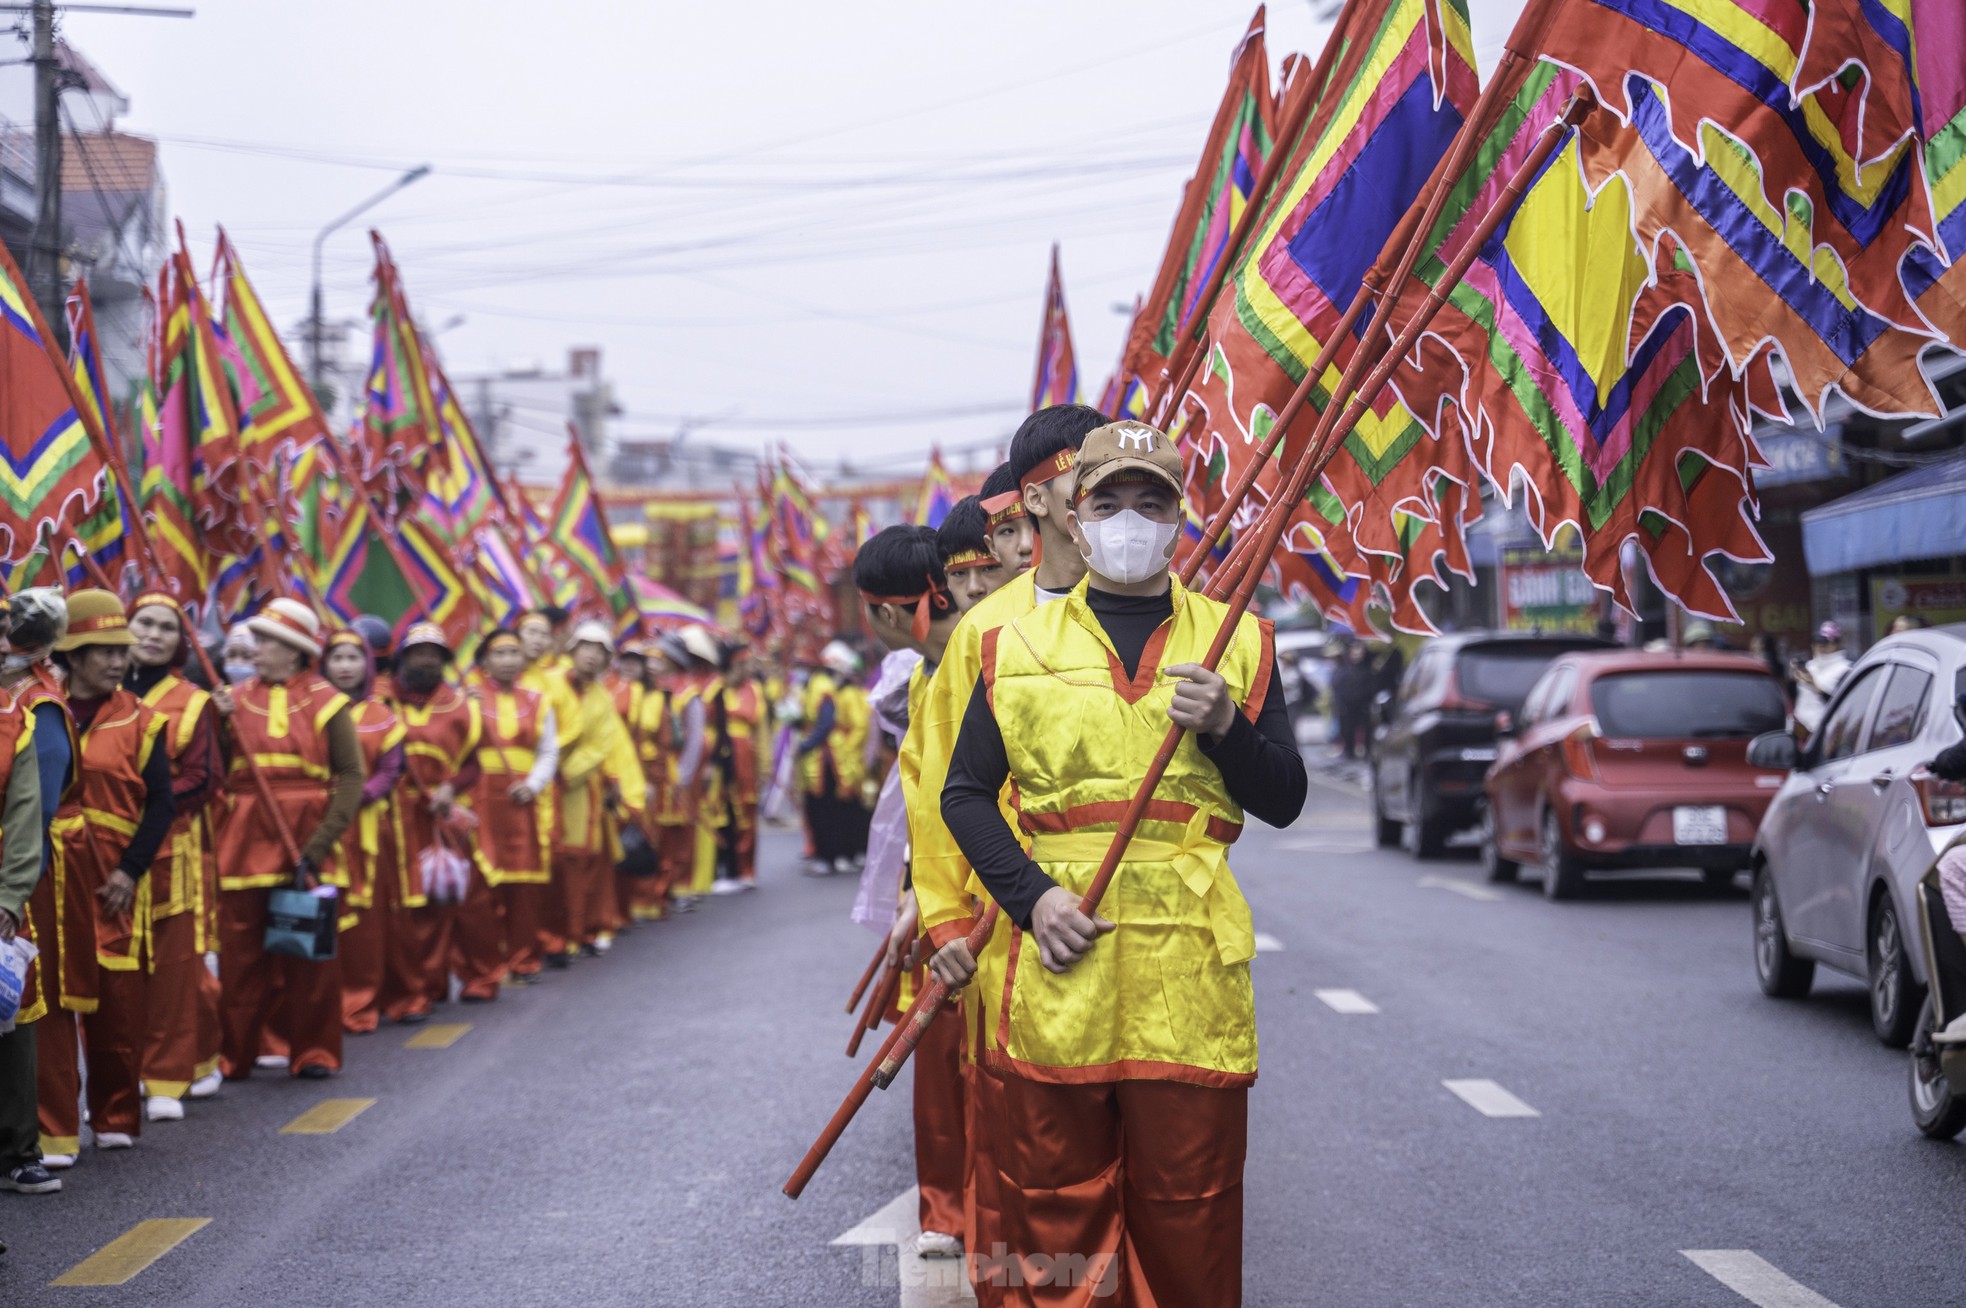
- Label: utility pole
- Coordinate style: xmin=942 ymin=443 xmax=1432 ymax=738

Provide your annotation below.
xmin=15 ymin=2 xmax=195 ymax=331
xmin=28 ymin=0 xmax=61 ymax=330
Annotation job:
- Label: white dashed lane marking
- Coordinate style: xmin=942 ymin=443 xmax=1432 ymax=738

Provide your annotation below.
xmin=1419 ymin=875 xmax=1503 ymax=902
xmin=1313 ymin=989 xmax=1379 ymax=1014
xmin=1442 ymin=1079 xmax=1540 ymax=1118
xmin=1681 ymin=1251 xmax=1843 ymax=1308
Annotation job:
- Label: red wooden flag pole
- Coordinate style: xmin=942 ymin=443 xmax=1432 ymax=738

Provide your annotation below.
xmin=843 ymin=936 xmax=888 ymax=1015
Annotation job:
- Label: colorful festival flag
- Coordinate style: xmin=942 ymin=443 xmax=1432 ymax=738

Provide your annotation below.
xmin=355 ymin=233 xmax=445 ymax=511
xmin=913 ymin=449 xmax=956 ymax=528
xmin=1113 ymin=8 xmax=1276 ymax=412
xmin=1030 ymin=244 xmax=1080 ymax=410
xmin=546 ymin=429 xmax=636 ymax=622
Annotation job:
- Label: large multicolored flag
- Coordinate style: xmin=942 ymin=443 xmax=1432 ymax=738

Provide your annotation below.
xmin=1112 ymin=8 xmax=1276 ymax=418
xmin=1030 ymin=244 xmax=1080 ymax=410
xmin=355 ymin=234 xmax=445 ymax=512
xmin=422 ymin=354 xmax=502 ymax=545
xmin=46 ymin=280 xmax=134 ymax=591
xmin=215 ymin=230 xmax=333 ymax=482
xmin=1381 ymin=54 xmax=1770 ymax=625
xmin=913 ymin=449 xmax=956 ymax=528
xmin=1532 ymin=0 xmax=1949 ymax=418
xmin=546 ymin=429 xmax=636 ymax=623
xmin=1175 ymin=0 xmax=1482 ymax=616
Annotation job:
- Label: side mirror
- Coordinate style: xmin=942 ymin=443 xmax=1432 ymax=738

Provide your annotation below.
xmin=1493 ymin=710 xmax=1515 ymax=738
xmin=1746 ymin=730 xmax=1799 ymax=772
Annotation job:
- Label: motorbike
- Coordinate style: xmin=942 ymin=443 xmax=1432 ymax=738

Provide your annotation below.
xmin=1909 ymin=854 xmax=1966 ymax=1139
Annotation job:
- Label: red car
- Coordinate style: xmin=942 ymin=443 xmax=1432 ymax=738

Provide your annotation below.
xmin=1481 ymin=650 xmax=1790 ymax=898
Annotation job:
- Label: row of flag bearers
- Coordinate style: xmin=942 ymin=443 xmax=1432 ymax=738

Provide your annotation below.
xmin=848 ymin=404 xmax=1306 ymax=1306
xmin=0 ymin=588 xmax=770 ymax=1201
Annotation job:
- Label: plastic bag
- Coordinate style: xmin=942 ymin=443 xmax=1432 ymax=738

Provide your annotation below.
xmin=0 ymin=934 xmax=39 ymax=1034
xmin=420 ymin=842 xmax=472 ymax=906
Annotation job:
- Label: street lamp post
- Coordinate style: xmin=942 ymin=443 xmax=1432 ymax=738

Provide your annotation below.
xmin=309 ymin=163 xmax=432 ymax=402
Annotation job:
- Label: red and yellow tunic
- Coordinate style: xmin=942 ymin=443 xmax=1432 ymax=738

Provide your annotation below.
xmin=336 ymin=697 xmax=407 ymax=911
xmin=722 ymin=680 xmax=766 ymax=814
xmin=476 ymin=684 xmax=549 ymax=885
xmin=20 ymin=670 xmax=86 ymax=1020
xmin=139 ymin=674 xmax=216 ymax=956
xmin=980 ymin=576 xmax=1273 ymax=1088
xmin=397 ymin=685 xmax=484 ymax=866
xmin=55 ymin=689 xmax=167 ymax=974
xmin=218 ymin=674 xmax=350 ymax=891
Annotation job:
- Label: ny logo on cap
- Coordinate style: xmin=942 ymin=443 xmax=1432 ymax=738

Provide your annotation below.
xmin=1114 ymin=424 xmax=1157 ymax=452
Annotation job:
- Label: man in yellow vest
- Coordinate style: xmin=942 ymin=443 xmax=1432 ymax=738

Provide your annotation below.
xmin=940 ymin=419 xmax=1306 ymax=1307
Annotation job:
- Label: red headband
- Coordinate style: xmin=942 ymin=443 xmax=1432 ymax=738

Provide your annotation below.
xmin=981 ymin=490 xmax=1028 ymax=528
xmin=943 ymin=548 xmax=994 ymax=572
xmin=859 ymin=581 xmax=948 ymax=644
xmin=1017 ymin=448 xmax=1076 ymax=493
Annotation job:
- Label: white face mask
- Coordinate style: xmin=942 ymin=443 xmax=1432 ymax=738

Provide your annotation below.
xmin=1073 ymin=508 xmax=1179 ymax=586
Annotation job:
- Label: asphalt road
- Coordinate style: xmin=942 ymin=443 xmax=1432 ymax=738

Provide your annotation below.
xmin=3 ymin=752 xmax=1963 ymax=1306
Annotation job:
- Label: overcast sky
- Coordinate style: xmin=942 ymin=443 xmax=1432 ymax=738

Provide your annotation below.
xmin=54 ymin=0 xmax=1527 ymax=481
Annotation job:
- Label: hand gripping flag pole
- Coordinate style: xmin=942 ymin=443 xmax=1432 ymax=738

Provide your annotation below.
xmin=783 ymin=81 xmax=1592 ymax=1205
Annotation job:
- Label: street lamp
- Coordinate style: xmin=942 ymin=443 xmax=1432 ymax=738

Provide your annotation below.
xmin=309 ymin=163 xmax=432 ymax=399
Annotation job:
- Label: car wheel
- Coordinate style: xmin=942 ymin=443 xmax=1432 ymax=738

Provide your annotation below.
xmin=1539 ymin=809 xmax=1584 ymax=900
xmin=1752 ymin=866 xmax=1814 ymax=999
xmin=1371 ymin=772 xmax=1400 ymax=849
xmin=1910 ymin=995 xmax=1966 ymax=1140
xmin=1404 ymin=772 xmax=1447 ymax=860
xmin=1869 ymin=893 xmax=1921 ymax=1048
xmin=1479 ymin=800 xmax=1517 ymax=883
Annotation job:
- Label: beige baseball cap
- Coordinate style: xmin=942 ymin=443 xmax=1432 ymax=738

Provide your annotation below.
xmin=1072 ymin=420 xmax=1183 ymax=501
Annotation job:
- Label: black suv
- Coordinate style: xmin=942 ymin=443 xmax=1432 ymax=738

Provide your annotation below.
xmin=1371 ymin=631 xmax=1614 ymax=856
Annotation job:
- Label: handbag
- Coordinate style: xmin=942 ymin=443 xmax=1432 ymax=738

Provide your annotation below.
xmin=265 ymin=875 xmax=339 ymax=962
xmin=615 ymin=819 xmax=661 ymax=879
xmin=420 ymin=840 xmax=473 ymax=905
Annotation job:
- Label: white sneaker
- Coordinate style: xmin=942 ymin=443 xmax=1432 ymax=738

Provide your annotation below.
xmin=592 ymin=935 xmax=612 ymax=955
xmin=255 ymin=1054 xmax=289 ymax=1070
xmin=1934 ymin=1013 xmax=1966 ymax=1045
xmin=188 ymin=1071 xmax=223 ymax=1099
xmin=710 ymin=879 xmax=743 ymax=896
xmin=94 ymin=1132 xmax=134 ymax=1150
xmin=915 ymin=1231 xmax=963 ymax=1259
xmin=40 ymin=1153 xmax=75 ymax=1170
xmin=146 ymin=1096 xmax=185 ymax=1122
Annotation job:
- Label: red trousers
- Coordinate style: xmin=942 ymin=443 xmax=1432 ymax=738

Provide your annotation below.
xmin=618 ymin=868 xmax=666 ymax=923
xmin=37 ymin=966 xmax=145 ymax=1152
xmin=495 ymin=880 xmax=548 ymax=976
xmin=218 ymin=887 xmax=343 ymax=1078
xmin=966 ymin=1058 xmax=1018 ymax=1307
xmin=656 ymin=823 xmax=693 ymax=897
xmin=141 ymin=911 xmax=216 ymax=1098
xmin=731 ymin=812 xmax=757 ymax=882
xmin=406 ymin=866 xmax=505 ymax=1003
xmin=553 ymin=851 xmax=614 ymax=949
xmin=915 ymin=1001 xmax=968 ymax=1240
xmin=993 ymin=1076 xmax=1247 ymax=1308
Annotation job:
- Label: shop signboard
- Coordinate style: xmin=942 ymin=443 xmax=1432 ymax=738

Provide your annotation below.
xmin=1871 ymin=575 xmax=1966 ymax=639
xmin=1499 ymin=540 xmax=1598 ymax=633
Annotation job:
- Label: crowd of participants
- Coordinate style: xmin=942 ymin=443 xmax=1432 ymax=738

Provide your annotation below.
xmin=0 ymin=585 xmax=876 ymax=1205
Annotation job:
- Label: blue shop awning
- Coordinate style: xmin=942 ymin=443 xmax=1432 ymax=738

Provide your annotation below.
xmin=1801 ymin=453 xmax=1966 ymax=574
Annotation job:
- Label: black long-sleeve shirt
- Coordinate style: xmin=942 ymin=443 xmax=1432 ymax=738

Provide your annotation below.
xmin=941 ymin=585 xmax=1307 ymax=929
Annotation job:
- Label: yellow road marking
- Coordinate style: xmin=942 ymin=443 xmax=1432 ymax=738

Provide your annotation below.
xmin=405 ymin=1022 xmax=471 ymax=1049
xmin=281 ymin=1098 xmax=377 ymax=1134
xmin=51 ymin=1218 xmax=210 ymax=1286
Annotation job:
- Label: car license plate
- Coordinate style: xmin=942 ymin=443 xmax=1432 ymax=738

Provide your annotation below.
xmin=1672 ymin=805 xmax=1727 ymax=845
